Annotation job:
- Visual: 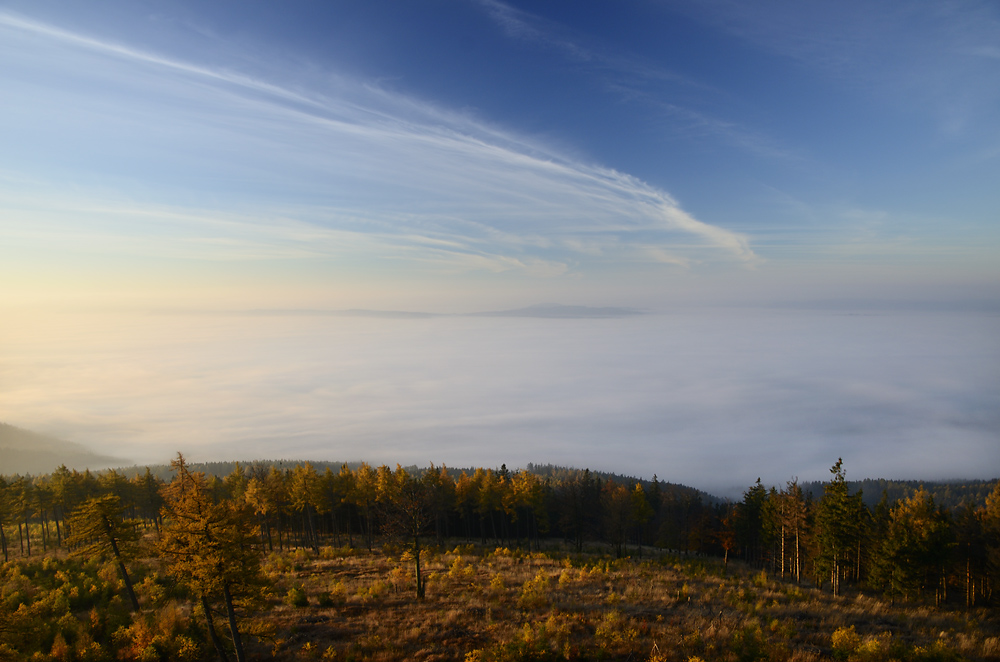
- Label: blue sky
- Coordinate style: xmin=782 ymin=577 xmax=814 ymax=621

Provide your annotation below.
xmin=2 ymin=0 xmax=998 ymax=310
xmin=1 ymin=1 xmax=998 ymax=488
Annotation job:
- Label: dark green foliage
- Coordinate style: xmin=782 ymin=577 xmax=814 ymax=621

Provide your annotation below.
xmin=730 ymin=623 xmax=770 ymax=662
xmin=285 ymin=586 xmax=308 ymax=607
xmin=815 ymin=459 xmax=869 ymax=596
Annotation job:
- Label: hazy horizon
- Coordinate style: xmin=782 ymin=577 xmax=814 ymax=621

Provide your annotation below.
xmin=1 ymin=2 xmax=998 ymax=497
xmin=4 ymin=306 xmax=997 ymax=497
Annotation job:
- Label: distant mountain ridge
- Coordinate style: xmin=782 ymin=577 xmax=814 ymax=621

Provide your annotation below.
xmin=800 ymin=477 xmax=999 ymax=511
xmin=468 ymin=304 xmax=643 ymax=318
xmin=240 ymin=304 xmax=643 ymax=319
xmin=0 ymin=423 xmax=123 ymax=476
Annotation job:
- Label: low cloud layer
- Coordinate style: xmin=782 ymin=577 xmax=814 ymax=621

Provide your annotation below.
xmin=3 ymin=309 xmax=996 ymax=496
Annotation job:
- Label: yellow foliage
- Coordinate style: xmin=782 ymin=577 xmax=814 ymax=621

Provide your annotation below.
xmin=595 ymin=610 xmax=638 ymax=650
xmin=517 ymin=570 xmax=550 ymax=609
xmin=449 ymin=556 xmax=475 ymax=579
xmin=489 ymin=573 xmax=506 ymax=592
xmin=49 ymin=633 xmax=71 ymax=662
xmin=832 ymin=626 xmax=861 ymax=656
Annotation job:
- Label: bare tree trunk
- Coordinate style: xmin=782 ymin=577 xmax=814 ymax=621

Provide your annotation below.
xmin=966 ymin=556 xmax=972 ymax=608
xmin=307 ymin=506 xmax=319 ymax=554
xmin=223 ymin=584 xmax=247 ymax=662
xmin=780 ymin=524 xmax=786 ymax=579
xmin=201 ymin=595 xmax=232 ymax=662
xmin=414 ymin=534 xmax=424 ymax=599
xmin=105 ymin=516 xmax=140 ymax=612
xmin=795 ymin=528 xmax=801 ymax=584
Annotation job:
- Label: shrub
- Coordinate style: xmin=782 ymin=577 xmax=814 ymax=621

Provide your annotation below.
xmin=449 ymin=556 xmax=475 ymax=579
xmin=517 ymin=571 xmax=550 ymax=609
xmin=490 ymin=573 xmax=506 ymax=593
xmin=730 ymin=623 xmax=769 ymax=662
xmin=595 ymin=610 xmax=639 ymax=653
xmin=286 ymin=587 xmax=309 ymax=608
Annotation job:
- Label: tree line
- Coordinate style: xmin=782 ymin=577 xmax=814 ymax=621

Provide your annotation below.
xmin=1 ymin=456 xmax=998 ymax=614
xmin=727 ymin=460 xmax=1000 ymax=607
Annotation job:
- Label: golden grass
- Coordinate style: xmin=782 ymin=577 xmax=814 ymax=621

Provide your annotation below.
xmin=243 ymin=543 xmax=1000 ymax=661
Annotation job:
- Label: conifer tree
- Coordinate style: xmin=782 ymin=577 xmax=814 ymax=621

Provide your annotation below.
xmin=354 ymin=463 xmax=379 ymax=551
xmin=378 ymin=465 xmax=432 ymax=598
xmin=602 ymin=481 xmax=633 ymax=558
xmin=980 ymin=482 xmax=1000 ymax=603
xmin=0 ymin=478 xmax=10 ymax=562
xmin=815 ymin=459 xmax=866 ymax=596
xmin=289 ymin=462 xmax=322 ymax=552
xmin=736 ymin=479 xmax=767 ymax=567
xmin=877 ymin=488 xmax=952 ymax=604
xmin=159 ymin=454 xmax=266 ymax=662
xmin=630 ymin=483 xmax=654 ymax=558
xmin=333 ymin=463 xmax=358 ymax=546
xmin=422 ymin=463 xmax=456 ymax=546
xmin=776 ymin=480 xmax=808 ymax=582
xmin=65 ymin=494 xmax=141 ymax=611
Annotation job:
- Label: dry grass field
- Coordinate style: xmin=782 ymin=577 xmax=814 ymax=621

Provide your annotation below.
xmin=245 ymin=543 xmax=1000 ymax=662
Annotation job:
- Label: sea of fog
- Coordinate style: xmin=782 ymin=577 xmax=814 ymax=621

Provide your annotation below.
xmin=2 ymin=308 xmax=997 ymax=496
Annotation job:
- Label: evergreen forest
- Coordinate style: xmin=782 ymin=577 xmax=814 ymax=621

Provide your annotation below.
xmin=0 ymin=456 xmax=998 ymax=661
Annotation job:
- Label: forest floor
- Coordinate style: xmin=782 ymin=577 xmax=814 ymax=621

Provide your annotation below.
xmin=248 ymin=542 xmax=1000 ymax=662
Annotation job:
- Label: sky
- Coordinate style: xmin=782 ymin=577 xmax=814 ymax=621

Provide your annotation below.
xmin=1 ymin=1 xmax=998 ymax=494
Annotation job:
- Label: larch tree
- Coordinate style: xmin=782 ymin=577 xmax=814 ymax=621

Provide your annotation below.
xmin=289 ymin=462 xmax=322 ymax=553
xmin=781 ymin=480 xmax=808 ymax=583
xmin=602 ymin=481 xmax=633 ymax=559
xmin=0 ymin=478 xmax=10 ymax=562
xmin=354 ymin=463 xmax=379 ymax=551
xmin=378 ymin=465 xmax=432 ymax=599
xmin=159 ymin=454 xmax=266 ymax=662
xmin=980 ymin=482 xmax=1000 ymax=603
xmin=878 ymin=487 xmax=952 ymax=604
xmin=65 ymin=494 xmax=142 ymax=611
xmin=630 ymin=483 xmax=654 ymax=558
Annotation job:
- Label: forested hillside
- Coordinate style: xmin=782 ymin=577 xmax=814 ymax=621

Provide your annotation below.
xmin=799 ymin=477 xmax=998 ymax=511
xmin=0 ymin=423 xmax=121 ymax=475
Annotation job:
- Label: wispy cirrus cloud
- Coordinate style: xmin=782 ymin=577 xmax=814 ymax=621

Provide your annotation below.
xmin=671 ymin=0 xmax=1000 ymax=138
xmin=0 ymin=10 xmax=755 ymax=279
xmin=472 ymin=0 xmax=795 ymax=161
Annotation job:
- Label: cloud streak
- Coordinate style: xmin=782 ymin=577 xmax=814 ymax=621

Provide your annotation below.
xmin=0 ymin=11 xmax=755 ymax=278
xmin=673 ymin=0 xmax=1000 ymax=137
xmin=473 ymin=0 xmax=795 ymax=161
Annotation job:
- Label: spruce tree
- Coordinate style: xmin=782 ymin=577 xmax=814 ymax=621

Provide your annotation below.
xmin=815 ymin=459 xmax=866 ymax=596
